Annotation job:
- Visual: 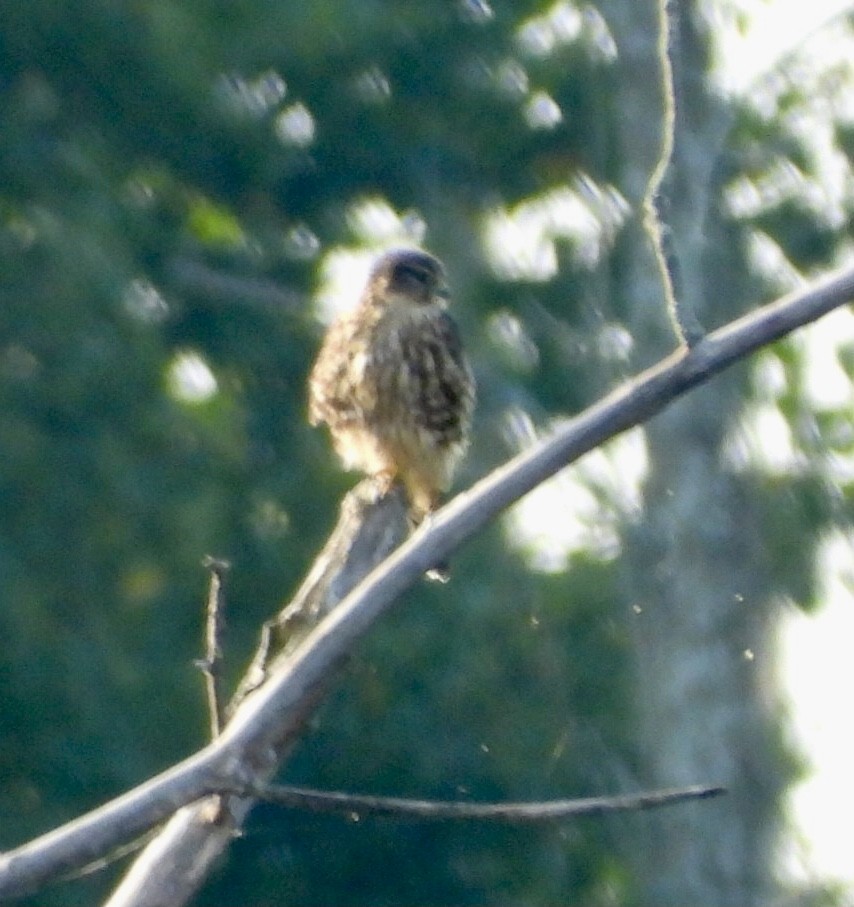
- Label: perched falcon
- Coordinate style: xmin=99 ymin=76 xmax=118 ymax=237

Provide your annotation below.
xmin=308 ymin=248 xmax=475 ymax=523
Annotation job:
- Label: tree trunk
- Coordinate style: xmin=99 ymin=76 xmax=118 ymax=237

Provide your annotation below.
xmin=603 ymin=1 xmax=788 ymax=903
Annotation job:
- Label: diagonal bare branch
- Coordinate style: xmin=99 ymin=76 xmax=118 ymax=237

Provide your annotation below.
xmin=0 ymin=264 xmax=852 ymax=903
xmin=214 ymin=263 xmax=854 ymax=764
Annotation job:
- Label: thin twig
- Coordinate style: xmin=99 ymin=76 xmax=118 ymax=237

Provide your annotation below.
xmin=236 ymin=781 xmax=725 ymax=823
xmin=643 ymin=0 xmax=704 ymax=346
xmin=196 ymin=557 xmax=231 ymax=739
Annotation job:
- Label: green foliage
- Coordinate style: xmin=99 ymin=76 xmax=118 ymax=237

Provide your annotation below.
xmin=1 ymin=0 xmax=853 ymax=905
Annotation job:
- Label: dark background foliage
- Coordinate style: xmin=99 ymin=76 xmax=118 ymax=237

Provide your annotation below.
xmin=2 ymin=1 xmax=853 ymax=904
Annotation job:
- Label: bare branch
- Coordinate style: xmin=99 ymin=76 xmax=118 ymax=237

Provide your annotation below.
xmin=1 ymin=265 xmax=852 ymax=903
xmin=0 ymin=748 xmax=225 ymax=902
xmin=230 ymin=481 xmax=410 ymax=709
xmin=214 ymin=264 xmax=854 ymax=762
xmin=103 ymin=483 xmax=410 ymax=907
xmin=235 ymin=781 xmax=726 ymax=823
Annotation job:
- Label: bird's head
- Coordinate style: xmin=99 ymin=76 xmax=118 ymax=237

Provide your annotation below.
xmin=368 ymin=248 xmax=450 ymax=308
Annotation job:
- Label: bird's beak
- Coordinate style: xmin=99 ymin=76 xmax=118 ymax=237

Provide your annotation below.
xmin=436 ymin=282 xmax=451 ymax=301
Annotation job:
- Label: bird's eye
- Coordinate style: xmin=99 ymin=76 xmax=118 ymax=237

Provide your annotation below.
xmin=394 ymin=264 xmax=430 ymax=287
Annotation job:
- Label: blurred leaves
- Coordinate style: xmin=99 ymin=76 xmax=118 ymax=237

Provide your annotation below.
xmin=1 ymin=1 xmax=854 ymax=905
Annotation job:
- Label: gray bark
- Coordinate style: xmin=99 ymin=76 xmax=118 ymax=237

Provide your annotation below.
xmin=604 ymin=1 xmax=785 ymax=903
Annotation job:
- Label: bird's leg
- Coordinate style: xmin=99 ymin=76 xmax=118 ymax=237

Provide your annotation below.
xmin=372 ymin=468 xmax=398 ymax=499
xmin=406 ymin=492 xmax=451 ymax=584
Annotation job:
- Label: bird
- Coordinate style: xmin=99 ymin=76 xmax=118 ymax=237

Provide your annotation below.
xmin=308 ymin=248 xmax=475 ymax=530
